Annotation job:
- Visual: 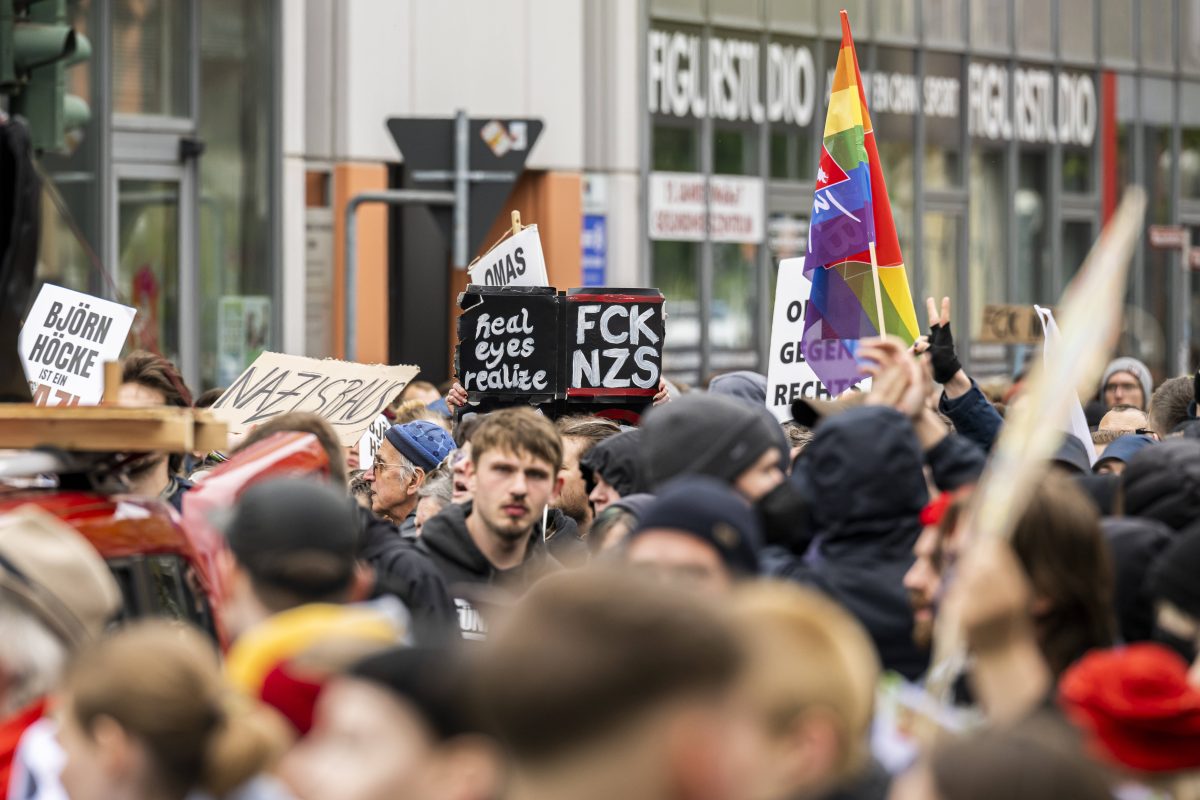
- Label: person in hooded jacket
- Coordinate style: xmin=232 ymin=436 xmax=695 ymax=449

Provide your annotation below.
xmin=783 ymin=404 xmax=931 ymax=680
xmin=1102 ymin=516 xmax=1173 ymax=644
xmin=1120 ymin=438 xmax=1200 ymax=531
xmin=418 ymin=408 xmax=563 ymax=640
xmin=579 ymin=428 xmax=650 ymax=514
xmin=772 ymin=338 xmax=986 ymax=680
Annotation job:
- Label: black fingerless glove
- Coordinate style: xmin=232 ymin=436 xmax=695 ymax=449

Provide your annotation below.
xmin=928 ymin=322 xmax=963 ymax=385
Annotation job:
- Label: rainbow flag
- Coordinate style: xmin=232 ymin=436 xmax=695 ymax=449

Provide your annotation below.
xmin=802 ymin=11 xmax=920 ymax=395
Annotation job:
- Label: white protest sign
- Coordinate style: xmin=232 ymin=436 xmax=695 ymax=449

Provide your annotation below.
xmin=209 ymin=352 xmax=418 ymax=446
xmin=468 ymin=225 xmax=550 ymax=288
xmin=764 ymin=258 xmax=868 ymax=422
xmin=19 ymin=284 xmax=137 ymax=407
xmin=358 ymin=413 xmax=391 ymax=465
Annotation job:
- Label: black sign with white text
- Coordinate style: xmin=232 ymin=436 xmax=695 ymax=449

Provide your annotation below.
xmin=564 ymin=288 xmax=664 ymax=402
xmin=456 ymin=285 xmax=558 ymax=402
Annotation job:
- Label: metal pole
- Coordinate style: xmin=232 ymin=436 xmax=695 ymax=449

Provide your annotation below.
xmin=454 ymin=109 xmax=469 ymax=269
xmin=343 ymin=189 xmax=455 ymax=361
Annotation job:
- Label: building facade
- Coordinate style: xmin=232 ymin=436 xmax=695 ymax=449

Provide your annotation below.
xmin=31 ymin=0 xmax=1200 ymax=391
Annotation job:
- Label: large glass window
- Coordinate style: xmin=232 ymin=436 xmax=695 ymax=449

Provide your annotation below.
xmin=197 ymin=0 xmax=276 ymax=389
xmin=118 ymin=178 xmax=181 ymax=363
xmin=1016 ymin=151 xmax=1051 ymax=304
xmin=713 ymin=126 xmax=759 ymax=175
xmin=922 ymin=0 xmax=965 ymax=46
xmin=1100 ymin=0 xmax=1135 ymax=64
xmin=766 ymin=36 xmax=817 ymax=182
xmin=1015 ymin=0 xmax=1052 ymax=56
xmin=113 ymin=0 xmax=191 ymax=117
xmin=1141 ymin=76 xmax=1175 ymax=381
xmin=924 ymin=53 xmax=963 ymax=188
xmin=923 ymin=212 xmax=961 ymax=309
xmin=1060 ymin=0 xmax=1096 ymax=62
xmin=712 ymin=243 xmax=757 ymax=355
xmin=1184 ymin=0 xmax=1200 ymax=75
xmin=871 ymin=0 xmax=916 ymax=40
xmin=970 ymin=0 xmax=1011 ymax=52
xmin=1062 ymin=219 xmax=1095 ymax=282
xmin=1140 ymin=0 xmax=1175 ymax=71
xmin=969 ymin=149 xmax=1008 ymax=338
xmin=874 ymin=49 xmax=916 ymax=257
xmin=1181 ymin=83 xmax=1200 ymax=199
xmin=653 ymin=124 xmax=700 ymax=172
xmin=39 ymin=0 xmax=102 ymax=298
xmin=654 ymin=241 xmax=701 ymax=355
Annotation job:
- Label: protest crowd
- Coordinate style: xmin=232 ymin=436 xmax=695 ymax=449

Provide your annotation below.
xmin=5 ymin=11 xmax=1200 ymax=800
xmin=6 ymin=295 xmax=1200 ymax=800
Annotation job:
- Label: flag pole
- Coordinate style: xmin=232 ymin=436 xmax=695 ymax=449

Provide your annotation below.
xmin=869 ymin=241 xmax=886 ymax=337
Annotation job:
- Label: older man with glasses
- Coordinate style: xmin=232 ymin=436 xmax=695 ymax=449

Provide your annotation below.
xmin=365 ymin=420 xmax=456 ymax=530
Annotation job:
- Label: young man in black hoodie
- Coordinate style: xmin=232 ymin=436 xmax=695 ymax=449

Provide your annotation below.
xmin=419 ymin=407 xmax=563 ymax=640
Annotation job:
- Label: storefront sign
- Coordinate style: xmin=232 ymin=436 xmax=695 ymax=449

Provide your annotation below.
xmin=210 ymin=353 xmax=418 ymax=445
xmin=648 ymin=172 xmax=764 ymax=243
xmin=468 ymin=225 xmax=550 ymax=288
xmin=967 ymin=63 xmax=1096 ymax=146
xmin=648 ymin=30 xmax=816 ymax=126
xmin=19 ymin=284 xmax=137 ymax=407
xmin=647 ymin=28 xmax=1095 ymax=148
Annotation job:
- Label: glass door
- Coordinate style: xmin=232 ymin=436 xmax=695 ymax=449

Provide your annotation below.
xmin=112 ymin=162 xmax=196 ymax=382
xmin=110 ymin=0 xmax=199 ymax=385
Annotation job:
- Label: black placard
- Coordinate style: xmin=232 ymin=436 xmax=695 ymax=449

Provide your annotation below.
xmin=563 ymin=288 xmax=665 ymax=402
xmin=456 ymin=285 xmax=558 ymax=403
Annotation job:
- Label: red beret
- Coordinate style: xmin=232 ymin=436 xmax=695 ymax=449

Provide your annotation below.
xmin=1058 ymin=643 xmax=1200 ymax=773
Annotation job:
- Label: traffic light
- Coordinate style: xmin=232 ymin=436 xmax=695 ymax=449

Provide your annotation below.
xmin=0 ymin=0 xmax=91 ymax=153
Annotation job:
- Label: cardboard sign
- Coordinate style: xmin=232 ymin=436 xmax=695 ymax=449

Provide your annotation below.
xmin=765 ymin=258 xmax=836 ymax=422
xmin=564 ymin=289 xmax=664 ymax=400
xmin=358 ymin=413 xmax=391 ymax=466
xmin=457 ymin=286 xmax=559 ymax=401
xmin=19 ymin=284 xmax=137 ymax=407
xmin=468 ymin=225 xmax=550 ymax=288
xmin=210 ymin=352 xmax=418 ymax=445
xmin=977 ymin=304 xmax=1048 ymax=345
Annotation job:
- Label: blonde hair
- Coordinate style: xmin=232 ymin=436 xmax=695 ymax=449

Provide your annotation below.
xmin=65 ymin=621 xmax=291 ymax=799
xmin=471 ymin=407 xmax=562 ymax=471
xmin=731 ymin=581 xmax=880 ymax=783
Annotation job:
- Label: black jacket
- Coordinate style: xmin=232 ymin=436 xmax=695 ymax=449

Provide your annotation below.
xmin=1102 ymin=516 xmax=1173 ymax=644
xmin=783 ymin=406 xmax=930 ymax=680
xmin=543 ymin=508 xmax=587 ymax=566
xmin=418 ymin=502 xmax=561 ymax=639
xmin=357 ymin=506 xmax=458 ymax=644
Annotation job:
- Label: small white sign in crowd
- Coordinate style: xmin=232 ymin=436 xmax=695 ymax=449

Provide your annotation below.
xmin=18 ymin=284 xmax=137 ymax=407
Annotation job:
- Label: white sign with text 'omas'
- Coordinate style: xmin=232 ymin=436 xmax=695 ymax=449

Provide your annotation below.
xmin=468 ymin=225 xmax=550 ymax=288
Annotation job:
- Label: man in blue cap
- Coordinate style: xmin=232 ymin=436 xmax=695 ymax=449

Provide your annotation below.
xmin=365 ymin=420 xmax=456 ymax=530
xmin=1093 ymin=434 xmax=1155 ymax=476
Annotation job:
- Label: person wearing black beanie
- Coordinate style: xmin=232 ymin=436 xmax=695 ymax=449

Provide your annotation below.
xmin=641 ymin=393 xmax=786 ymax=502
xmin=624 ymin=476 xmax=762 ymax=595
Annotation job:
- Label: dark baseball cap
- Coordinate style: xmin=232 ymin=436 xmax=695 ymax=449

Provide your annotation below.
xmin=223 ymin=478 xmax=360 ymax=597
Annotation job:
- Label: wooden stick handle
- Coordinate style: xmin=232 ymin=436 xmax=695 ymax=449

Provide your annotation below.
xmin=102 ymin=361 xmax=122 ymax=405
xmin=511 ymin=210 xmax=522 ymax=236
